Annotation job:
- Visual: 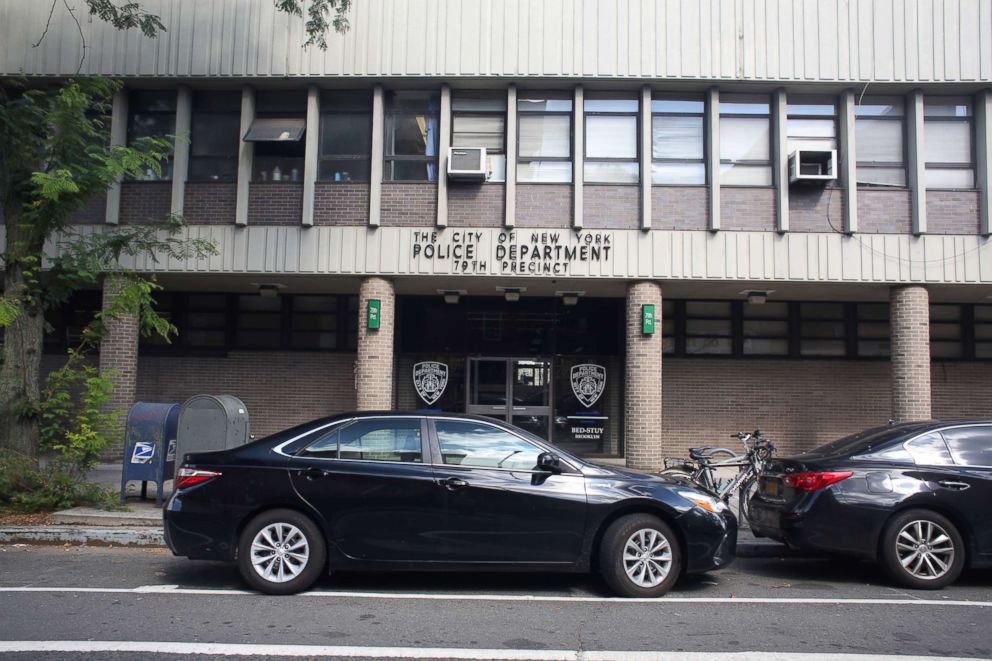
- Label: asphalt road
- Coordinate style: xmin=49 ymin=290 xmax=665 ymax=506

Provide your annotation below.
xmin=0 ymin=544 xmax=990 ymax=660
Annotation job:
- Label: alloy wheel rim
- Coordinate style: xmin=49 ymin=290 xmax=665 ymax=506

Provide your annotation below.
xmin=895 ymin=520 xmax=954 ymax=581
xmin=622 ymin=528 xmax=672 ymax=588
xmin=250 ymin=523 xmax=310 ymax=583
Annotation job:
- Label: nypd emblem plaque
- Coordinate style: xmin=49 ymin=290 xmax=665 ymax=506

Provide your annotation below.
xmin=570 ymin=363 xmax=606 ymax=408
xmin=413 ymin=361 xmax=449 ymax=406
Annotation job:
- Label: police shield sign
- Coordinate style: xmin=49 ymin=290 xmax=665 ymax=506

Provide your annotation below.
xmin=570 ymin=363 xmax=606 ymax=408
xmin=413 ymin=361 xmax=449 ymax=406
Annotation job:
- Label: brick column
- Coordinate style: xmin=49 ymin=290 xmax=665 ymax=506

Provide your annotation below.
xmin=356 ymin=276 xmax=395 ymax=410
xmin=890 ymin=285 xmax=931 ymax=422
xmin=98 ymin=275 xmax=139 ymax=453
xmin=624 ymin=281 xmax=664 ymax=471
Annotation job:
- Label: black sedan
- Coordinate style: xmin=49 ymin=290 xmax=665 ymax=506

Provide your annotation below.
xmin=165 ymin=412 xmax=736 ymax=597
xmin=749 ymin=420 xmax=992 ymax=589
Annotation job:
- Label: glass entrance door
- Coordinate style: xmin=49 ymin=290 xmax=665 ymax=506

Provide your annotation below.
xmin=466 ymin=357 xmax=552 ymax=441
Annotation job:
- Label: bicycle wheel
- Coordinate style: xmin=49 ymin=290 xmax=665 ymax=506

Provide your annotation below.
xmin=738 ymin=476 xmax=758 ymax=527
xmin=658 ymin=467 xmax=695 ymax=482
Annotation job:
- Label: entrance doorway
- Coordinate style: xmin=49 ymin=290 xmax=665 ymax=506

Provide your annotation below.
xmin=466 ymin=357 xmax=552 ymax=441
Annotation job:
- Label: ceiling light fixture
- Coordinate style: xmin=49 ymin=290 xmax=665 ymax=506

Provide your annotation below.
xmin=740 ymin=289 xmax=773 ymax=305
xmin=438 ymin=289 xmax=467 ymax=304
xmin=556 ymin=290 xmax=585 ymax=306
xmin=497 ymin=286 xmax=526 ymax=302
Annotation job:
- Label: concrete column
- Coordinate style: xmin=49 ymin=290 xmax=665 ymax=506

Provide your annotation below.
xmin=356 ymin=276 xmax=395 ymax=410
xmin=302 ymin=84 xmax=320 ymax=226
xmin=437 ymin=84 xmax=451 ymax=227
xmin=772 ymin=88 xmax=789 ymax=233
xmin=706 ymin=87 xmax=720 ymax=231
xmin=98 ymin=275 xmax=139 ymax=439
xmin=505 ymin=84 xmax=517 ymax=228
xmin=907 ymin=89 xmax=927 ymax=235
xmin=890 ymin=285 xmax=931 ymax=422
xmin=624 ymin=281 xmax=664 ymax=471
xmin=839 ymin=89 xmax=859 ymax=234
xmin=235 ymin=86 xmax=255 ymax=227
xmin=105 ymin=89 xmax=128 ymax=225
xmin=171 ymin=85 xmax=192 ymax=216
xmin=573 ymin=85 xmax=584 ymax=230
xmin=369 ymin=85 xmax=385 ymax=227
xmin=639 ymin=85 xmax=652 ymax=230
xmin=976 ymin=89 xmax=992 ymax=236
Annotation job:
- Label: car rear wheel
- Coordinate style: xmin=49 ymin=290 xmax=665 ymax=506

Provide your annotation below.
xmin=599 ymin=514 xmax=681 ymax=598
xmin=238 ymin=509 xmax=326 ymax=595
xmin=880 ymin=509 xmax=964 ymax=590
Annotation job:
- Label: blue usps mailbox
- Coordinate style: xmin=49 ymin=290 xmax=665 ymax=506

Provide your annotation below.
xmin=120 ymin=402 xmax=180 ymax=506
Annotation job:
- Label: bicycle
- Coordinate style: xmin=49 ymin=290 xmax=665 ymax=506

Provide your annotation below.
xmin=660 ymin=430 xmax=776 ymax=527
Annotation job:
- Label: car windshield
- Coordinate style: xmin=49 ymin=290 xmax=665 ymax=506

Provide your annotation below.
xmin=799 ymin=424 xmax=924 ymax=458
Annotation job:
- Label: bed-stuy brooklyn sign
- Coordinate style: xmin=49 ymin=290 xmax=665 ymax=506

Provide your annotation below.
xmin=411 ymin=229 xmax=613 ymax=275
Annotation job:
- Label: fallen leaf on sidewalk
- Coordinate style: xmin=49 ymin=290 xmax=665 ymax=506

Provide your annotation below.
xmin=771 ymin=583 xmax=792 ymax=589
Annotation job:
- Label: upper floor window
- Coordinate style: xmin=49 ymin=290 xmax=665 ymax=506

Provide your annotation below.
xmin=924 ymin=97 xmax=974 ymax=189
xmin=452 ymin=91 xmax=506 ymax=182
xmin=651 ymin=95 xmax=705 ymax=185
xmin=189 ymin=91 xmax=240 ymax=182
xmin=127 ymin=90 xmax=176 ymax=181
xmin=855 ymin=97 xmax=905 ymax=187
xmin=787 ymin=96 xmax=837 ymax=152
xmin=584 ymin=92 xmax=638 ymax=184
xmin=247 ymin=90 xmax=307 ymax=183
xmin=976 ymin=305 xmax=992 ymax=359
xmin=517 ymin=92 xmax=572 ymax=183
xmin=719 ymin=95 xmax=771 ymax=186
xmin=318 ymin=90 xmax=372 ymax=182
xmin=930 ymin=304 xmax=963 ymax=359
xmin=684 ymin=301 xmax=732 ymax=355
xmin=799 ymin=303 xmax=846 ymax=357
xmin=742 ymin=301 xmax=789 ymax=356
xmin=385 ymin=91 xmax=440 ymax=182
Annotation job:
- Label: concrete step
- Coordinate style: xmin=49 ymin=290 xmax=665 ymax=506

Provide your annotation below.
xmin=51 ymin=502 xmax=163 ymax=527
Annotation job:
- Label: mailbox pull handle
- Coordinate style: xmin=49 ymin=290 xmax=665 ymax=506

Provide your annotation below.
xmin=303 ymin=467 xmax=328 ymax=481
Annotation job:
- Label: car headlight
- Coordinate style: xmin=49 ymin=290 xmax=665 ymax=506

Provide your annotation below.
xmin=677 ymin=490 xmax=729 ymax=513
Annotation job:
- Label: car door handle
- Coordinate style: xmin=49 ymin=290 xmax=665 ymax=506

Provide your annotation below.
xmin=938 ymin=480 xmax=970 ymax=491
xmin=303 ymin=467 xmax=329 ymax=481
xmin=439 ymin=477 xmax=468 ymax=491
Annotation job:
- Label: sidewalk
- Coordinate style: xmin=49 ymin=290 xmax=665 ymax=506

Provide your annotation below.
xmin=0 ymin=463 xmax=797 ymax=557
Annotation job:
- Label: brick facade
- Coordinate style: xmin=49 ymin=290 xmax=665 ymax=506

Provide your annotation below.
xmin=858 ymin=189 xmax=912 ymax=233
xmin=136 ymin=351 xmax=357 ymax=438
xmin=98 ymin=276 xmax=139 ymax=452
xmin=448 ymin=184 xmax=505 ymax=227
xmin=314 ymin=183 xmax=370 ymax=226
xmin=926 ymin=190 xmax=981 ymax=234
xmin=119 ymin=181 xmax=171 ymax=224
xmin=516 ymin=185 xmax=572 ymax=228
xmin=67 ymin=192 xmax=107 ymax=225
xmin=183 ymin=182 xmax=237 ymax=224
xmin=721 ymin=187 xmax=777 ymax=231
xmin=583 ymin=185 xmax=639 ymax=229
xmin=356 ymin=277 xmax=395 ymax=410
xmin=624 ymin=281 xmax=663 ymax=471
xmin=651 ymin=187 xmax=709 ymax=230
xmin=789 ymin=187 xmax=845 ymax=232
xmin=247 ymin=182 xmax=303 ymax=225
xmin=890 ymin=285 xmax=932 ymax=421
xmin=380 ymin=183 xmax=437 ymax=226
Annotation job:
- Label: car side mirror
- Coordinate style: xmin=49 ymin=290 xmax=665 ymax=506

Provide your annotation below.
xmin=537 ymin=452 xmax=562 ymax=474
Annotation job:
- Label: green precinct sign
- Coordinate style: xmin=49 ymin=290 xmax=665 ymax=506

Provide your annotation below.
xmin=641 ymin=304 xmax=656 ymax=335
xmin=366 ymin=299 xmax=381 ymax=330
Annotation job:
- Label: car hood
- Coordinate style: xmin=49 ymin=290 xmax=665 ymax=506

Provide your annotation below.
xmin=582 ymin=462 xmax=692 ymax=486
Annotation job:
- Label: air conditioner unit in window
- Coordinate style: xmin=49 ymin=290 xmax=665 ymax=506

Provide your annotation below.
xmin=447 ymin=147 xmax=487 ymax=182
xmin=789 ymin=149 xmax=837 ymax=184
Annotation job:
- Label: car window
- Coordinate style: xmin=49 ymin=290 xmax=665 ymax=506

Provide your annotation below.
xmin=333 ymin=419 xmax=423 ymax=463
xmin=904 ymin=432 xmax=954 ymax=466
xmin=299 ymin=430 xmax=339 ymax=459
xmin=435 ymin=421 xmax=542 ymax=470
xmin=800 ymin=424 xmax=927 ymax=458
xmin=940 ymin=426 xmax=992 ymax=467
xmin=858 ymin=443 xmax=914 ymax=463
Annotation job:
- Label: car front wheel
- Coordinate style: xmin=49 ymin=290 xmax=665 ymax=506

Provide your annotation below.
xmin=880 ymin=509 xmax=964 ymax=590
xmin=599 ymin=514 xmax=682 ymax=598
xmin=237 ymin=509 xmax=327 ymax=595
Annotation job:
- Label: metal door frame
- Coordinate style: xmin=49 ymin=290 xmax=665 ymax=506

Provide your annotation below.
xmin=465 ymin=356 xmax=553 ymax=441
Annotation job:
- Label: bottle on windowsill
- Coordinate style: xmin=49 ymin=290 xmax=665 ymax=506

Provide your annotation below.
xmin=272 ymin=166 xmax=282 ymax=182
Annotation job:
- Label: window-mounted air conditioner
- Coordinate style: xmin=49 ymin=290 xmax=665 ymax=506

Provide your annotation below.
xmin=789 ymin=149 xmax=837 ymax=184
xmin=446 ymin=147 xmax=487 ymax=182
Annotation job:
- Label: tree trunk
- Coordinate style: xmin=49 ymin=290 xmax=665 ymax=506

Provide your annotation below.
xmin=0 ymin=207 xmax=43 ymax=456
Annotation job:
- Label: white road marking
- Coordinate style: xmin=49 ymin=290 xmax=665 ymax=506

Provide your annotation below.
xmin=0 ymin=641 xmax=979 ymax=660
xmin=0 ymin=585 xmax=990 ymax=607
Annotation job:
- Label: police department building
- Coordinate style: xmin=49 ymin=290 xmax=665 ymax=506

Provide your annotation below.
xmin=5 ymin=0 xmax=992 ymax=468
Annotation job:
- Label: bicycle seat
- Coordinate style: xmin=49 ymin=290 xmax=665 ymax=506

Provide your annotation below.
xmin=688 ymin=447 xmax=707 ymax=460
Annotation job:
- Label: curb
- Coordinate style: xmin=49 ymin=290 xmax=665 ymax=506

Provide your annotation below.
xmin=0 ymin=527 xmax=165 ymax=548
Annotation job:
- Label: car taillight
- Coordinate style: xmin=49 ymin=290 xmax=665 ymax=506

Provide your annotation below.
xmin=783 ymin=471 xmax=853 ymax=492
xmin=175 ymin=467 xmax=222 ymax=489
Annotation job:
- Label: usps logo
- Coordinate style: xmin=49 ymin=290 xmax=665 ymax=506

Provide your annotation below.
xmin=570 ymin=363 xmax=606 ymax=408
xmin=413 ymin=361 xmax=448 ymax=406
xmin=166 ymin=439 xmax=177 ymax=462
xmin=131 ymin=442 xmax=155 ymax=464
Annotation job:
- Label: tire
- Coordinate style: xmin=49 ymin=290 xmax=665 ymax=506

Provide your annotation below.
xmin=738 ymin=477 xmax=758 ymax=528
xmin=599 ymin=514 xmax=682 ymax=598
xmin=879 ymin=509 xmax=965 ymax=590
xmin=237 ymin=509 xmax=327 ymax=595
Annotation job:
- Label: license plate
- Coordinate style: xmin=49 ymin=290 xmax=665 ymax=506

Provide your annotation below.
xmin=765 ymin=479 xmax=780 ymax=497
